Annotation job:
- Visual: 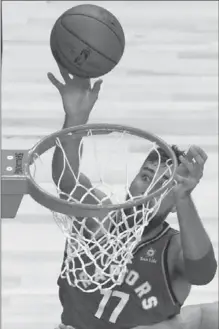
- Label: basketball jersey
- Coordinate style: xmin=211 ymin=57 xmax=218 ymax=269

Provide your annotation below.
xmin=58 ymin=222 xmax=181 ymax=328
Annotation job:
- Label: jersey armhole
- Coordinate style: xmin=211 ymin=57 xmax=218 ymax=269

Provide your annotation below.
xmin=163 ymin=233 xmax=182 ymax=307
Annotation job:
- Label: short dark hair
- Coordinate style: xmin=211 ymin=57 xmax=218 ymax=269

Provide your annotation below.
xmin=146 ymin=144 xmax=186 ymax=165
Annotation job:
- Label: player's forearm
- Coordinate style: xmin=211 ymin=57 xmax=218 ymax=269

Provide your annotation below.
xmin=177 ymin=195 xmax=212 ymax=258
xmin=52 ymin=113 xmax=88 ymax=188
xmin=176 ymin=194 xmax=217 ymax=284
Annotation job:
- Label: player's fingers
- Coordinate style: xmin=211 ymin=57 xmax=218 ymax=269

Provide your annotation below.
xmin=82 ymin=77 xmax=91 ymax=90
xmin=92 ymin=79 xmax=103 ymax=95
xmin=55 ymin=325 xmax=71 ymax=329
xmin=47 ymin=72 xmax=63 ymax=90
xmin=175 ymin=174 xmax=189 ymax=184
xmin=185 ymin=147 xmax=194 ymax=162
xmin=73 ymin=75 xmax=91 ymax=89
xmin=58 ymin=64 xmax=71 ymax=83
xmin=189 ymin=146 xmax=206 ymax=167
xmin=179 ymin=156 xmax=193 ymax=172
xmin=193 ymin=145 xmax=208 ymax=163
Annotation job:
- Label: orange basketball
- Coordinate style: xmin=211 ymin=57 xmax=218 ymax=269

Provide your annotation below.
xmin=50 ymin=4 xmax=125 ymax=78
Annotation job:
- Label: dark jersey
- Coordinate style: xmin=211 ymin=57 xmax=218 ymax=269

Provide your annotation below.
xmin=58 ymin=222 xmax=181 ymax=328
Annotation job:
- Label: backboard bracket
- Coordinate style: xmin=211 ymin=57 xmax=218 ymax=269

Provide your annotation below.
xmin=1 ymin=150 xmax=28 ymax=218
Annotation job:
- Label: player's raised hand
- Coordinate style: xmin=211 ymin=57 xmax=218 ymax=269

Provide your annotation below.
xmin=173 ymin=145 xmax=207 ymax=200
xmin=47 ymin=64 xmax=103 ymax=120
xmin=54 ymin=324 xmax=75 ymax=329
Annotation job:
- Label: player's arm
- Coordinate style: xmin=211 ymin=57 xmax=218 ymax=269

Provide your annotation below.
xmin=52 ymin=114 xmax=94 ymax=203
xmin=172 ymin=146 xmax=217 ymax=285
xmin=48 ymin=66 xmax=104 ymax=204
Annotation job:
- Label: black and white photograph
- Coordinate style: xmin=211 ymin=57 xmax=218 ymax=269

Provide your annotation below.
xmin=1 ymin=1 xmax=218 ymax=328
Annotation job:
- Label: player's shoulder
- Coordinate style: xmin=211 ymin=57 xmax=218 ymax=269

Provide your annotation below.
xmin=167 ymin=222 xmax=180 ymax=236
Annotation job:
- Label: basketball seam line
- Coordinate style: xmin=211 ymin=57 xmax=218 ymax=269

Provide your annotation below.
xmin=63 ymin=13 xmax=125 ymax=48
xmin=60 ymin=18 xmax=117 ymax=64
xmin=53 ymin=25 xmax=91 ymax=76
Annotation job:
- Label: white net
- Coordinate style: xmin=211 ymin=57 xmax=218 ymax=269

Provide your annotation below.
xmin=32 ymin=127 xmax=175 ymax=292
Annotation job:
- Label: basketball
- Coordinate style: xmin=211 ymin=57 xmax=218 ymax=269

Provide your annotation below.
xmin=50 ymin=4 xmax=125 ymax=78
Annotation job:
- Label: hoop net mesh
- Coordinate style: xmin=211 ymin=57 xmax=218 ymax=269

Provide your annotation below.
xmin=32 ymin=127 xmax=175 ymax=292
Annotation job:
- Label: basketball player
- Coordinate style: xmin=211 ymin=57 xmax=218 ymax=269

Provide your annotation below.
xmin=48 ymin=66 xmax=218 ymax=329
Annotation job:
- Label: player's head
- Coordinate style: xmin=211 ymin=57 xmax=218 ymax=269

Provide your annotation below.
xmin=126 ymin=145 xmax=186 ymax=233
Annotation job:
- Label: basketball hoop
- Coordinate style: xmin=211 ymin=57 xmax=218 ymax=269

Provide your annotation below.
xmin=1 ymin=123 xmax=178 ymax=292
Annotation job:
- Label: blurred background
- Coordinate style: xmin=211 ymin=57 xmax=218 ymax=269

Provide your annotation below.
xmin=1 ymin=1 xmax=218 ymax=328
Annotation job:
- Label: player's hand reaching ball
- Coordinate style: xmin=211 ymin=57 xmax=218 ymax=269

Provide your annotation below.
xmin=173 ymin=145 xmax=208 ymax=200
xmin=47 ymin=65 xmax=103 ymax=122
xmin=54 ymin=324 xmax=75 ymax=329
